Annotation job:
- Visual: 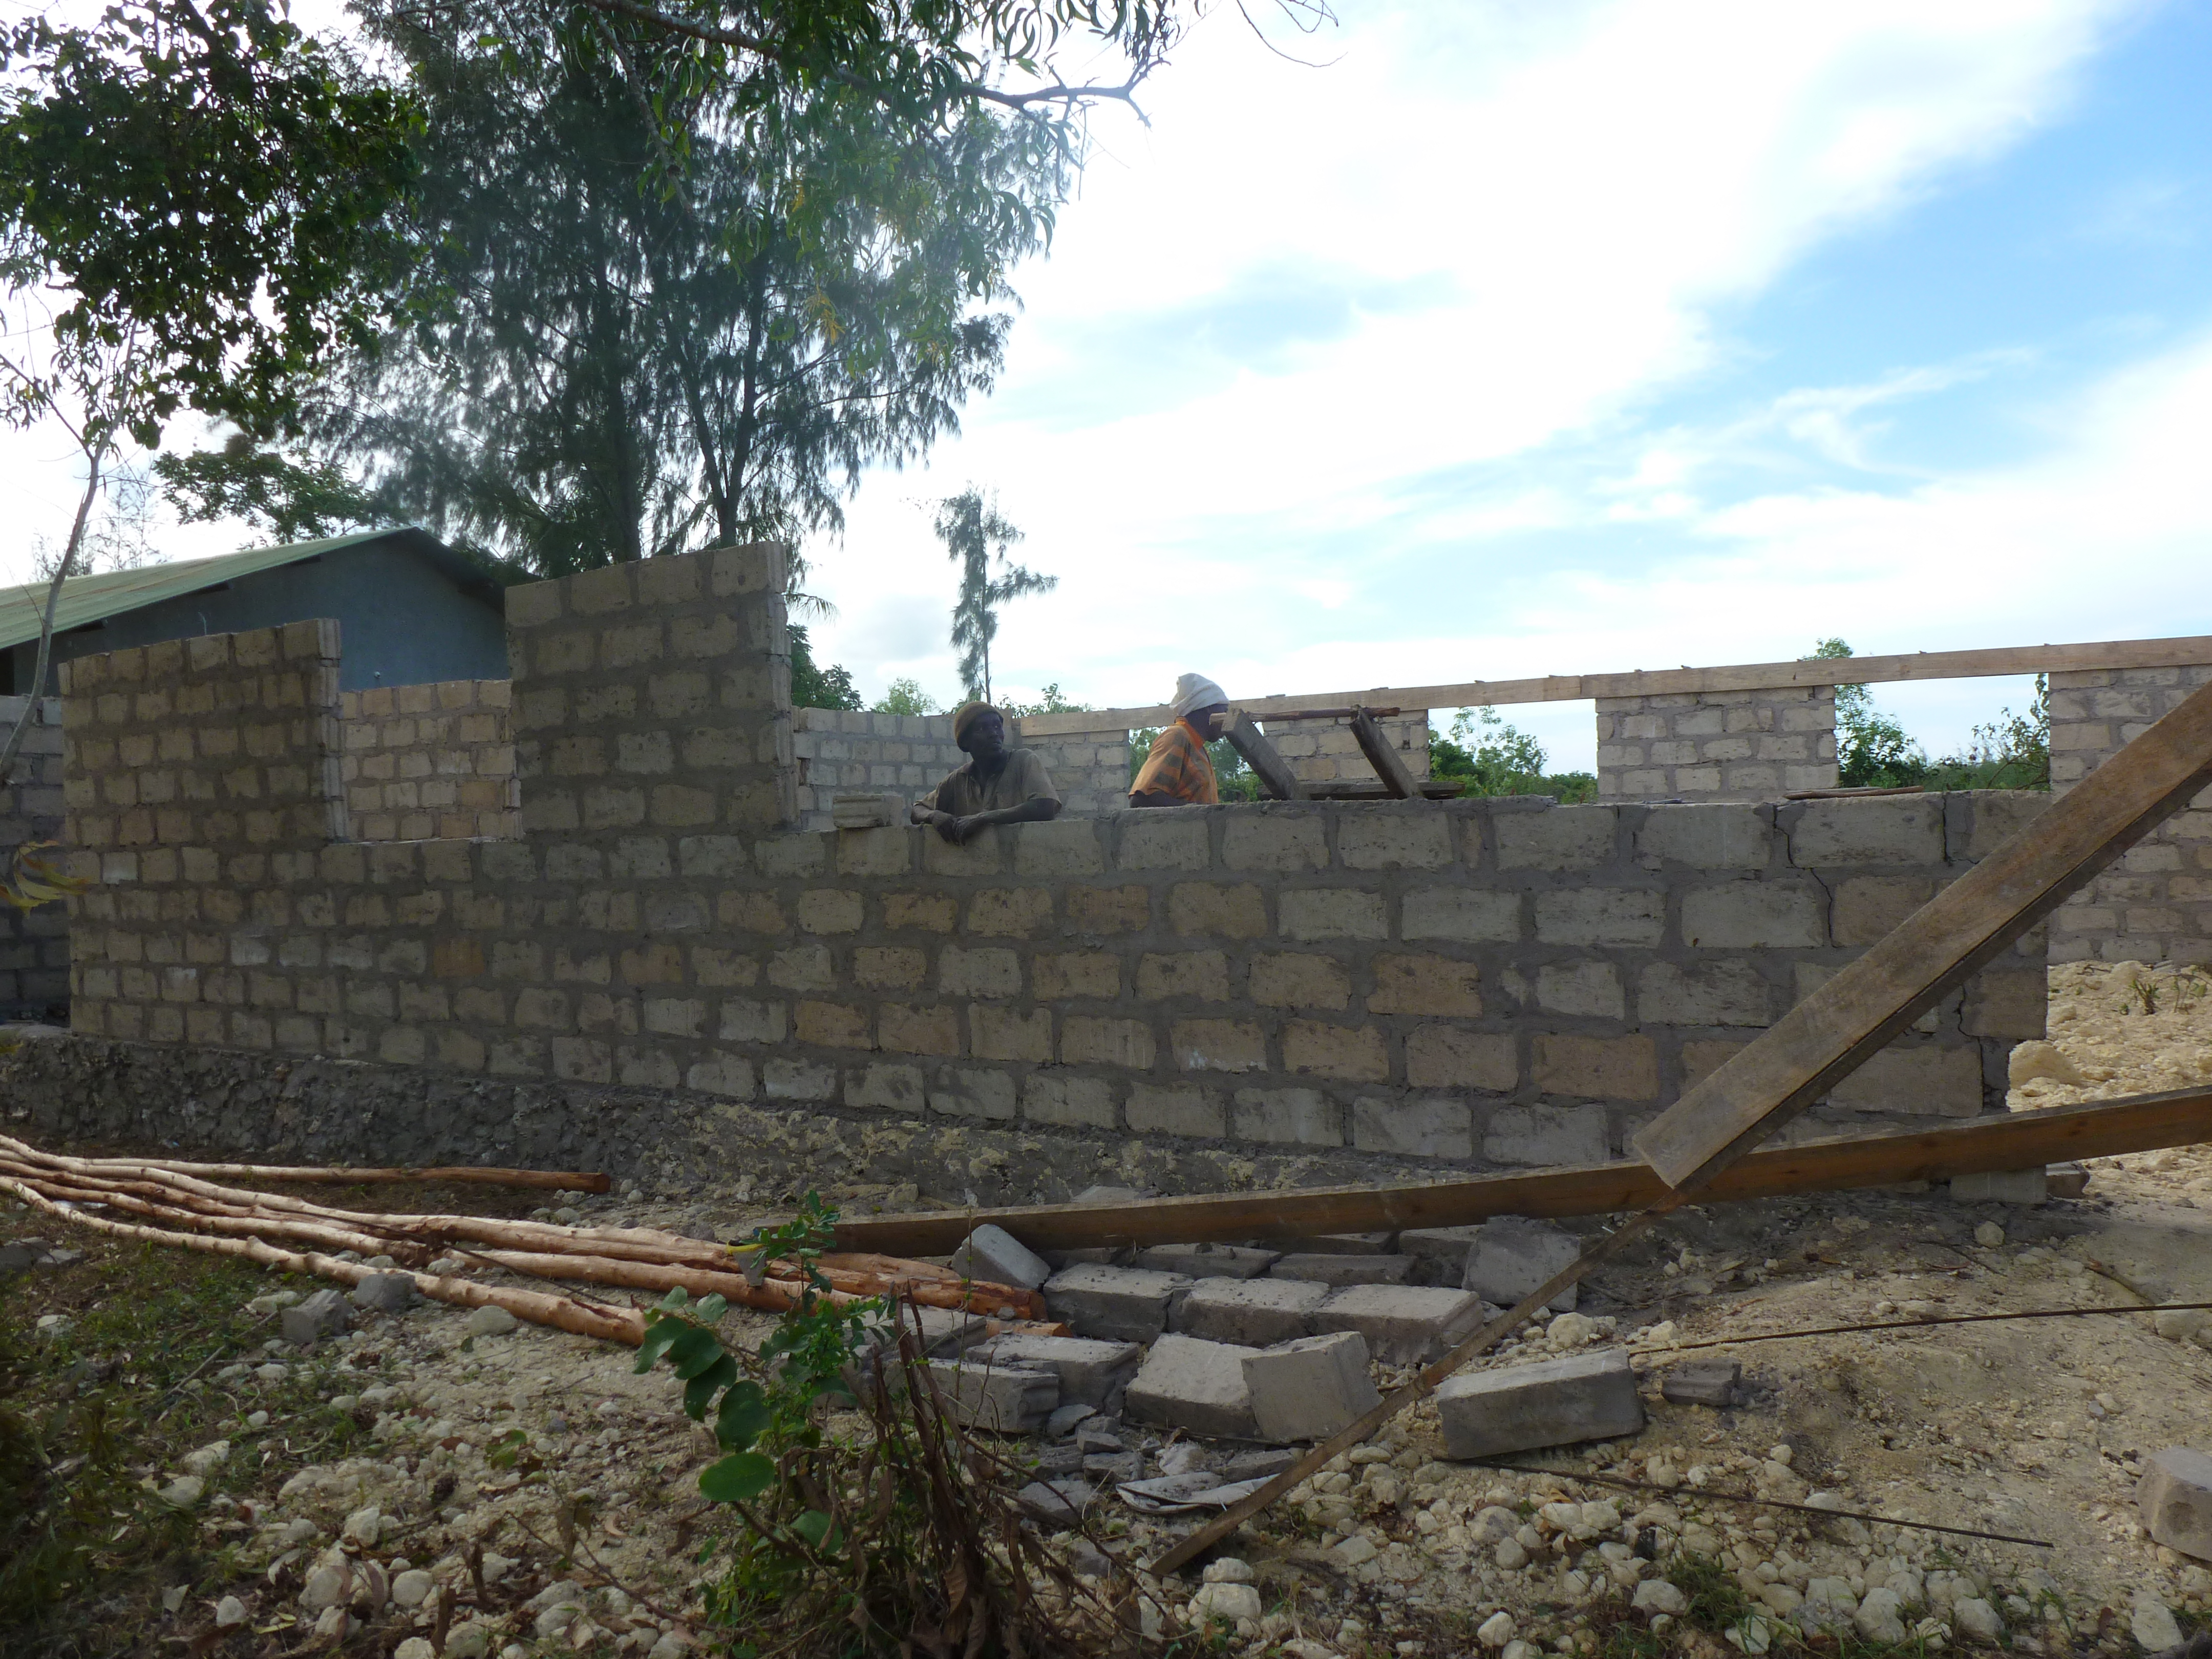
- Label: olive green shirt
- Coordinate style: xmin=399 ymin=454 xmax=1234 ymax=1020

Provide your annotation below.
xmin=921 ymin=749 xmax=1060 ymax=816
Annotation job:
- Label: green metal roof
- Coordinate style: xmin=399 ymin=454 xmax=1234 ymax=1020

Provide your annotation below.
xmin=0 ymin=528 xmax=472 ymax=654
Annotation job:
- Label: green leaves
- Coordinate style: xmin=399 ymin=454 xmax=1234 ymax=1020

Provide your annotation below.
xmin=698 ymin=1452 xmax=776 ymax=1503
xmin=714 ymin=1382 xmax=771 ymax=1453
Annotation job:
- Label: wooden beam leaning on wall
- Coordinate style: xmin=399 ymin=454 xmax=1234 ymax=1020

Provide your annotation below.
xmin=1222 ymin=711 xmax=1306 ymax=800
xmin=1635 ymin=672 xmax=2212 ymax=1188
xmin=1349 ymin=706 xmax=1418 ymax=799
xmin=833 ymin=1085 xmax=2212 ymax=1256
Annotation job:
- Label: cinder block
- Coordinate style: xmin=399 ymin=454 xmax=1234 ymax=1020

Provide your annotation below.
xmin=1175 ymin=1277 xmax=1332 ymax=1347
xmin=1351 ymin=1094 xmax=1473 ymax=1159
xmin=1123 ymin=1334 xmax=1258 ymax=1438
xmin=1680 ymin=881 xmax=1826 ymax=949
xmin=2137 ymin=1447 xmax=2212 ymax=1562
xmin=1948 ymin=1167 xmax=2047 ymax=1205
xmin=1244 ymin=1331 xmax=1381 ymax=1442
xmin=1310 ymin=1284 xmax=1486 ymax=1365
xmin=1230 ymin=1087 xmax=1341 ymax=1147
xmin=1661 ymin=1357 xmax=1739 ymax=1407
xmin=1789 ymin=796 xmax=1945 ymax=866
xmin=1464 ymin=1217 xmax=1581 ymax=1313
xmin=1267 ymin=1253 xmax=1414 ymax=1287
xmin=1044 ymin=1264 xmax=1192 ymax=1343
xmin=952 ymin=1224 xmax=1052 ymax=1290
xmin=1398 ymin=1226 xmax=1485 ymax=1280
xmin=1635 ymin=960 xmax=1771 ymax=1027
xmin=1635 ymin=804 xmax=1770 ymax=869
xmin=1136 ymin=1244 xmax=1279 ymax=1281
xmin=926 ymin=1358 xmax=1058 ymax=1433
xmin=1532 ymin=1033 xmax=1658 ymax=1101
xmin=1496 ymin=807 xmax=1617 ymax=871
xmin=974 ymin=1334 xmax=1141 ymax=1410
xmin=1401 ymin=887 xmax=1522 ymax=944
xmin=1436 ymin=1348 xmax=1645 ymax=1459
xmin=1481 ymin=1105 xmax=1609 ymax=1167
xmin=1823 ymin=1044 xmax=1984 ymax=1117
xmin=1533 ymin=889 xmax=1666 ymax=947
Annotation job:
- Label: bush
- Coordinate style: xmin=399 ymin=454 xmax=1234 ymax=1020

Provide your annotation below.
xmin=1431 ymin=708 xmax=1598 ymax=803
xmin=1807 ymin=640 xmax=2048 ymax=791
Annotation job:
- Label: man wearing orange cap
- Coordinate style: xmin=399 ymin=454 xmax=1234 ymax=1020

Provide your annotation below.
xmin=1130 ymin=673 xmax=1230 ymax=807
xmin=910 ymin=701 xmax=1061 ymax=844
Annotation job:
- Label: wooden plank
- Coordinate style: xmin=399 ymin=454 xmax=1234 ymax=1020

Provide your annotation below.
xmin=1634 ymin=676 xmax=2212 ymax=1188
xmin=1011 ymin=633 xmax=2212 ymax=737
xmin=831 ymin=1086 xmax=2212 ymax=1256
xmin=1222 ymin=712 xmax=1306 ymax=800
xmin=1349 ymin=707 xmax=1418 ymax=798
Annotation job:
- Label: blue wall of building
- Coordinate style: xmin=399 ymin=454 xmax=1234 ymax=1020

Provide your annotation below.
xmin=6 ymin=539 xmax=509 ymax=695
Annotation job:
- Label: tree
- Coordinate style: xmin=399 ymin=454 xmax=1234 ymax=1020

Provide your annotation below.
xmin=790 ymin=622 xmax=864 ymax=711
xmin=1808 ymin=639 xmax=2047 ymax=791
xmin=166 ymin=0 xmax=1095 ymax=578
xmin=1430 ymin=707 xmax=1598 ymax=802
xmin=1807 ymin=638 xmax=1929 ymax=788
xmin=0 ymin=0 xmax=418 ymax=786
xmin=933 ymin=486 xmax=1054 ymax=703
xmin=874 ymin=678 xmax=941 ymax=716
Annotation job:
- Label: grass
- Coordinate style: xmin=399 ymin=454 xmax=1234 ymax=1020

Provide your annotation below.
xmin=0 ymin=1229 xmax=369 ymax=1657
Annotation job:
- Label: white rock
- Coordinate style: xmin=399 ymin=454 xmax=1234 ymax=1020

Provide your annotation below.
xmin=1736 ymin=1615 xmax=1773 ymax=1654
xmin=300 ymin=1564 xmax=350 ymax=1612
xmin=1334 ymin=1536 xmax=1379 ymax=1567
xmin=392 ymin=1569 xmax=435 ymax=1608
xmin=535 ymin=1604 xmax=582 ymax=1638
xmin=1804 ymin=1577 xmax=1858 ymax=1613
xmin=395 ymin=1641 xmax=436 ymax=1659
xmin=2154 ymin=1309 xmax=2208 ymax=1342
xmin=1191 ymin=1583 xmax=1263 ymax=1623
xmin=1493 ymin=1538 xmax=1528 ymax=1570
xmin=466 ymin=1305 xmax=519 ymax=1337
xmin=1758 ymin=1584 xmax=1802 ymax=1617
xmin=646 ymin=1634 xmax=690 ymax=1659
xmin=182 ymin=1440 xmax=230 ymax=1477
xmin=1477 ymin=1611 xmax=1516 ymax=1648
xmin=157 ymin=1476 xmax=205 ymax=1509
xmin=213 ymin=1596 xmax=247 ymax=1628
xmin=2008 ymin=1041 xmax=2087 ymax=1086
xmin=1952 ymin=1598 xmax=2004 ymax=1640
xmin=1501 ymin=1642 xmax=1540 ymax=1659
xmin=312 ymin=1606 xmax=350 ymax=1642
xmin=249 ymin=1290 xmax=302 ymax=1314
xmin=1633 ymin=1580 xmax=1687 ymax=1615
xmin=1468 ymin=1506 xmax=1518 ymax=1544
xmin=1856 ymin=1587 xmax=1908 ymax=1644
xmin=1202 ymin=1558 xmax=1255 ymax=1584
xmin=35 ymin=1313 xmax=73 ymax=1337
xmin=2131 ymin=1593 xmax=2183 ymax=1652
xmin=342 ymin=1505 xmax=382 ymax=1545
xmin=443 ymin=1627 xmax=491 ymax=1659
xmin=1546 ymin=1312 xmax=1599 ymax=1347
xmin=1974 ymin=1222 xmax=2005 ymax=1248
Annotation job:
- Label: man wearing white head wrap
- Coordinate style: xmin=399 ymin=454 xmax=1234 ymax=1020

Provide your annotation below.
xmin=1132 ymin=674 xmax=1231 ymax=807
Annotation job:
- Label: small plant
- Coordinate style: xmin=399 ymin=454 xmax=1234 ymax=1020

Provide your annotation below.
xmin=636 ymin=1193 xmax=1150 ymax=1658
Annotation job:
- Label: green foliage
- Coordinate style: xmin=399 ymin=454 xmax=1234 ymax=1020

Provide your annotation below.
xmin=1431 ymin=707 xmax=1598 ymax=803
xmin=875 ymin=677 xmax=942 ymax=716
xmin=790 ymin=623 xmax=865 ymax=711
xmin=0 ymin=0 xmax=420 ymax=443
xmin=936 ymin=486 xmax=1056 ymax=704
xmin=1128 ymin=725 xmax=1262 ymax=801
xmin=635 ymin=1192 xmax=1139 ymax=1657
xmin=152 ymin=432 xmax=386 ymax=543
xmin=998 ymin=683 xmax=1089 ymax=717
xmin=1809 ymin=641 xmax=2049 ymax=791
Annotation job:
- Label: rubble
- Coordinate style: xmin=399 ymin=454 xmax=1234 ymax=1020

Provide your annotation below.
xmin=1174 ymin=1277 xmax=1331 ymax=1347
xmin=1042 ymin=1263 xmax=1192 ymax=1343
xmin=1242 ymin=1332 xmax=1381 ymax=1442
xmin=971 ymin=1333 xmax=1140 ymax=1410
xmin=2138 ymin=1447 xmax=2212 ymax=1561
xmin=950 ymin=1223 xmax=1051 ymax=1291
xmin=1135 ymin=1242 xmax=1279 ymax=1280
xmin=1660 ymin=1357 xmax=1741 ymax=1407
xmin=1463 ymin=1216 xmax=1581 ymax=1311
xmin=1123 ymin=1334 xmax=1258 ymax=1438
xmin=923 ymin=1357 xmax=1058 ymax=1433
xmin=1948 ymin=1168 xmax=2048 ymax=1204
xmin=1267 ymin=1252 xmax=1415 ymax=1286
xmin=1309 ymin=1283 xmax=1487 ymax=1364
xmin=281 ymin=1288 xmax=351 ymax=1348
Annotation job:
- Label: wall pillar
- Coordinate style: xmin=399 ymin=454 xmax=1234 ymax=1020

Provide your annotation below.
xmin=2047 ymin=664 xmax=2212 ymax=964
xmin=0 ymin=694 xmax=69 ymax=1018
xmin=1597 ymin=687 xmax=1836 ymax=802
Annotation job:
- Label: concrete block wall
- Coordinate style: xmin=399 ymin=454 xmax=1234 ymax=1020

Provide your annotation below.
xmin=0 ymin=695 xmax=69 ymax=1018
xmin=1597 ymin=688 xmax=1837 ymax=802
xmin=2048 ymin=665 xmax=2212 ymax=964
xmin=55 ymin=549 xmax=2045 ymax=1166
xmin=793 ymin=708 xmax=965 ymax=830
xmin=1018 ymin=725 xmax=1136 ymax=818
xmin=338 ymin=679 xmax=517 ymax=842
xmin=1264 ymin=713 xmax=1430 ymax=790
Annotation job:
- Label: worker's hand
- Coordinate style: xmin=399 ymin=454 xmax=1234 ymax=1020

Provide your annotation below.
xmin=949 ymin=813 xmax=988 ymax=844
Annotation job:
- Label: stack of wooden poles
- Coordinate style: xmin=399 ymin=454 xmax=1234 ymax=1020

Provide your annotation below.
xmin=0 ymin=1134 xmax=1044 ymax=1347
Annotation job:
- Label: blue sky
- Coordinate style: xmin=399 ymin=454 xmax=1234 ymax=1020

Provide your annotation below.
xmin=798 ymin=0 xmax=2212 ymax=768
xmin=5 ymin=0 xmax=2207 ymax=773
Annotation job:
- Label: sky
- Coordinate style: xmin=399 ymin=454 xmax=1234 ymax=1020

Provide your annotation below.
xmin=7 ymin=0 xmax=2211 ymax=770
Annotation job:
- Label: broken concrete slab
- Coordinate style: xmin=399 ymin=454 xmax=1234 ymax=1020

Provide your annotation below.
xmin=1435 ymin=1348 xmax=1645 ymax=1459
xmin=281 ymin=1289 xmax=351 ymax=1348
xmin=974 ymin=1333 xmax=1141 ymax=1411
xmin=951 ymin=1223 xmax=1052 ymax=1291
xmin=1043 ymin=1263 xmax=1193 ymax=1343
xmin=1015 ymin=1476 xmax=1096 ymax=1527
xmin=2138 ymin=1447 xmax=2212 ymax=1562
xmin=2047 ymin=1161 xmax=2090 ymax=1199
xmin=1399 ymin=1225 xmax=1486 ymax=1284
xmin=1310 ymin=1284 xmax=1487 ymax=1365
xmin=1123 ymin=1334 xmax=1259 ymax=1439
xmin=1175 ymin=1278 xmax=1332 ymax=1347
xmin=1463 ymin=1216 xmax=1581 ymax=1313
xmin=924 ymin=1358 xmax=1058 ymax=1434
xmin=1243 ymin=1331 xmax=1382 ymax=1442
xmin=1267 ymin=1253 xmax=1414 ymax=1287
xmin=1660 ymin=1357 xmax=1740 ymax=1408
xmin=1948 ymin=1168 xmax=2048 ymax=1205
xmin=1136 ymin=1243 xmax=1280 ymax=1281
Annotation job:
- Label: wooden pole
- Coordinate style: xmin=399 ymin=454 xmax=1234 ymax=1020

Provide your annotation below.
xmin=1348 ymin=707 xmax=1418 ymax=799
xmin=1222 ymin=712 xmax=1306 ymax=800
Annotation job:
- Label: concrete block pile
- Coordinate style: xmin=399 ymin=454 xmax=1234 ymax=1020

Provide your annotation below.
xmin=933 ymin=1212 xmax=1651 ymax=1525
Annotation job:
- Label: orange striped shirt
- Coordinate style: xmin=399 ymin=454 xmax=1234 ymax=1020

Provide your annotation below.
xmin=1132 ymin=719 xmax=1218 ymax=805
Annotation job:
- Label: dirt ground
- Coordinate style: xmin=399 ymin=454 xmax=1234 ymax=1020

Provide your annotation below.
xmin=5 ymin=957 xmax=2210 ymax=1658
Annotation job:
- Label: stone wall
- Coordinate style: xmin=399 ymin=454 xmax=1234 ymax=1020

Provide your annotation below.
xmin=338 ymin=679 xmax=517 ymax=842
xmin=1017 ymin=725 xmax=1134 ymax=818
xmin=53 ymin=545 xmax=2045 ymax=1173
xmin=1596 ymin=688 xmax=1837 ymax=803
xmin=793 ymin=708 xmax=965 ymax=830
xmin=0 ymin=695 xmax=69 ymax=1019
xmin=2048 ymin=665 xmax=2212 ymax=965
